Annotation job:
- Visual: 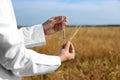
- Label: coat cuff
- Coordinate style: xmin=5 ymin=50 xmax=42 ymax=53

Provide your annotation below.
xmin=25 ymin=24 xmax=46 ymax=48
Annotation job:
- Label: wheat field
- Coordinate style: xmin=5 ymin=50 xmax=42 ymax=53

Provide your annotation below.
xmin=23 ymin=26 xmax=120 ymax=80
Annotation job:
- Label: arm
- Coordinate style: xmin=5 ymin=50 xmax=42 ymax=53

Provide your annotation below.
xmin=0 ymin=0 xmax=74 ymax=77
xmin=0 ymin=0 xmax=61 ymax=77
xmin=18 ymin=24 xmax=46 ymax=48
xmin=18 ymin=16 xmax=67 ymax=48
xmin=0 ymin=25 xmax=74 ymax=77
xmin=0 ymin=27 xmax=61 ymax=76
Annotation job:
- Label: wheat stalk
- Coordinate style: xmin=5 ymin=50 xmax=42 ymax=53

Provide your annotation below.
xmin=62 ymin=28 xmax=65 ymax=39
xmin=69 ymin=26 xmax=81 ymax=41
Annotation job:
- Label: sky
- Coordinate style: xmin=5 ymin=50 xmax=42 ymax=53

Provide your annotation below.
xmin=12 ymin=0 xmax=120 ymax=26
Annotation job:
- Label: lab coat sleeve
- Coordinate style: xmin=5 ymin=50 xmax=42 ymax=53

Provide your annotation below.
xmin=0 ymin=27 xmax=61 ymax=76
xmin=0 ymin=0 xmax=61 ymax=77
xmin=18 ymin=24 xmax=46 ymax=48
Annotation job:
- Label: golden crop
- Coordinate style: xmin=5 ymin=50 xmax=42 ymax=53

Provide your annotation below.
xmin=23 ymin=26 xmax=120 ymax=80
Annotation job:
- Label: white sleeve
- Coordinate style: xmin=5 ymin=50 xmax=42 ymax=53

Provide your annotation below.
xmin=18 ymin=24 xmax=46 ymax=48
xmin=0 ymin=26 xmax=61 ymax=77
xmin=0 ymin=0 xmax=61 ymax=77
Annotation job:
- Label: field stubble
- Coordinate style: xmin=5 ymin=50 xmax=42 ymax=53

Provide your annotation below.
xmin=23 ymin=26 xmax=120 ymax=80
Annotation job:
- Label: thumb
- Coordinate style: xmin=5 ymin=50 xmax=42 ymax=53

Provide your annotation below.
xmin=65 ymin=41 xmax=71 ymax=50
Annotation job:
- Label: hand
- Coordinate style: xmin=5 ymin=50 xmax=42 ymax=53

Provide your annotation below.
xmin=42 ymin=16 xmax=67 ymax=35
xmin=58 ymin=41 xmax=75 ymax=62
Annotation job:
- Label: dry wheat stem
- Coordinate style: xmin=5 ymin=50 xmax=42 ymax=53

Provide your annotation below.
xmin=69 ymin=26 xmax=81 ymax=41
xmin=62 ymin=27 xmax=65 ymax=39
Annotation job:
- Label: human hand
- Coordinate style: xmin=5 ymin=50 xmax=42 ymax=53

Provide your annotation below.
xmin=42 ymin=16 xmax=67 ymax=35
xmin=58 ymin=41 xmax=75 ymax=63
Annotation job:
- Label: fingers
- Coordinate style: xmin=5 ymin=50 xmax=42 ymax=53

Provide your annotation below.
xmin=47 ymin=16 xmax=67 ymax=26
xmin=69 ymin=42 xmax=75 ymax=53
xmin=64 ymin=41 xmax=75 ymax=54
xmin=59 ymin=41 xmax=75 ymax=62
xmin=48 ymin=16 xmax=67 ymax=32
xmin=54 ymin=23 xmax=63 ymax=31
xmin=51 ymin=16 xmax=67 ymax=24
xmin=64 ymin=41 xmax=71 ymax=50
xmin=54 ymin=16 xmax=67 ymax=21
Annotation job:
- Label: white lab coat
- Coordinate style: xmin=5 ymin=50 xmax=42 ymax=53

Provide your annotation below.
xmin=0 ymin=0 xmax=61 ymax=80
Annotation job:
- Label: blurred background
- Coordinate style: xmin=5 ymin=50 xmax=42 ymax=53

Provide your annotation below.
xmin=13 ymin=0 xmax=120 ymax=26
